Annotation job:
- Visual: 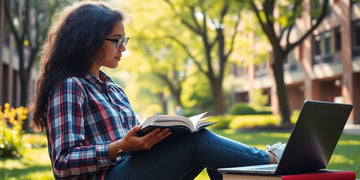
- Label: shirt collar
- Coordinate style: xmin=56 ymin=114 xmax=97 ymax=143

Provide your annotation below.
xmin=85 ymin=70 xmax=114 ymax=85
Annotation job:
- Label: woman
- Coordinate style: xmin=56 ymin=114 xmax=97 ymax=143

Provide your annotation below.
xmin=31 ymin=1 xmax=284 ymax=180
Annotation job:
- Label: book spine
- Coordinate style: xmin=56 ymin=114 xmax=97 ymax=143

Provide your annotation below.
xmin=281 ymin=171 xmax=356 ymax=180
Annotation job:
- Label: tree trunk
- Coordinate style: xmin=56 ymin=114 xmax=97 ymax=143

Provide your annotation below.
xmin=272 ymin=55 xmax=291 ymax=126
xmin=157 ymin=92 xmax=168 ymax=114
xmin=210 ymin=79 xmax=227 ymax=115
xmin=20 ymin=78 xmax=29 ymax=106
xmin=20 ymin=71 xmax=31 ymax=130
xmin=174 ymin=90 xmax=182 ymax=108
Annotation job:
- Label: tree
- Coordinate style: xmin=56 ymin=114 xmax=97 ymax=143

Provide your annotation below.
xmin=249 ymin=0 xmax=328 ymax=125
xmin=115 ymin=0 xmax=190 ymax=114
xmin=164 ymin=0 xmax=244 ymax=115
xmin=4 ymin=0 xmax=74 ymax=128
xmin=143 ymin=40 xmax=189 ymax=109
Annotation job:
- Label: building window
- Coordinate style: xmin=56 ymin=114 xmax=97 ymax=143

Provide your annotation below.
xmin=352 ymin=21 xmax=360 ymax=57
xmin=313 ymin=30 xmax=334 ymax=64
xmin=324 ymin=31 xmax=333 ymax=55
xmin=285 ymin=49 xmax=298 ymax=71
xmin=354 ymin=21 xmax=360 ymax=47
xmin=314 ymin=35 xmax=322 ymax=56
xmin=255 ymin=61 xmax=267 ymax=78
xmin=334 ymin=27 xmax=341 ymax=51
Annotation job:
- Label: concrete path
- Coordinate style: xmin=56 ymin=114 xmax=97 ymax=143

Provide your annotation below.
xmin=343 ymin=124 xmax=360 ymax=135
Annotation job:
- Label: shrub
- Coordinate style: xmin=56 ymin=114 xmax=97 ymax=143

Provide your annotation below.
xmin=207 ymin=116 xmax=233 ymax=130
xmin=23 ymin=134 xmax=48 ymax=149
xmin=0 ymin=103 xmax=28 ymax=158
xmin=251 ymin=105 xmax=273 ymax=115
xmin=229 ymin=103 xmax=257 ymax=115
xmin=290 ymin=110 xmax=301 ymax=123
xmin=252 ymin=89 xmax=269 ymax=107
xmin=229 ymin=115 xmax=280 ymax=130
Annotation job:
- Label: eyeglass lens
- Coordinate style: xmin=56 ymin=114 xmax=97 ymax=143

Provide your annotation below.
xmin=116 ymin=37 xmax=129 ymax=49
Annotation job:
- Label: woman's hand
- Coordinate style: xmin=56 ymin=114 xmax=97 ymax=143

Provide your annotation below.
xmin=120 ymin=125 xmax=172 ymax=152
xmin=109 ymin=126 xmax=171 ymax=160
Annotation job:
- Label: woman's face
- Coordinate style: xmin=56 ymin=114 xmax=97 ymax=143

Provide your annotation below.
xmin=92 ymin=21 xmax=126 ymax=70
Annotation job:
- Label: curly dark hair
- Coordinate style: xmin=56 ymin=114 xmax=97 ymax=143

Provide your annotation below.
xmin=31 ymin=1 xmax=124 ymax=131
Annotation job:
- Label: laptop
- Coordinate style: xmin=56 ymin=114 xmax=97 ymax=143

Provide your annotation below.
xmin=218 ymin=100 xmax=353 ymax=175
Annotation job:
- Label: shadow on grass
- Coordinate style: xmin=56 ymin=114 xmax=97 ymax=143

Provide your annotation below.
xmin=2 ymin=164 xmax=53 ymax=179
xmin=0 ymin=147 xmax=54 ymax=180
xmin=214 ymin=129 xmax=291 ymax=146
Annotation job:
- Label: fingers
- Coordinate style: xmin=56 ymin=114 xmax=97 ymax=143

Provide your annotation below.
xmin=147 ymin=128 xmax=171 ymax=142
xmin=123 ymin=126 xmax=171 ymax=151
xmin=142 ymin=128 xmax=172 ymax=149
xmin=153 ymin=128 xmax=172 ymax=142
xmin=127 ymin=125 xmax=142 ymax=136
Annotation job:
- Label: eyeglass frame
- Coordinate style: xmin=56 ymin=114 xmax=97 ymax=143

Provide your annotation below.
xmin=104 ymin=36 xmax=129 ymax=49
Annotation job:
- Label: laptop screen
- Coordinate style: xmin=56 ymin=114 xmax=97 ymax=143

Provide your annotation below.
xmin=276 ymin=100 xmax=353 ymax=174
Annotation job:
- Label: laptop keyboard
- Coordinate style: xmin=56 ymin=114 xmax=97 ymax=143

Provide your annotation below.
xmin=254 ymin=166 xmax=277 ymax=171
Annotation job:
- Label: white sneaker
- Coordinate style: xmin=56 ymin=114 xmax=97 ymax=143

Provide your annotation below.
xmin=266 ymin=142 xmax=286 ymax=163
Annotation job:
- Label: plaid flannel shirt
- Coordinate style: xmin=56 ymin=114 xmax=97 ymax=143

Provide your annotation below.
xmin=46 ymin=71 xmax=139 ymax=179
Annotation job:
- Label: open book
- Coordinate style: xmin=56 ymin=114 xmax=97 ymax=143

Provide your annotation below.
xmin=136 ymin=112 xmax=216 ymax=137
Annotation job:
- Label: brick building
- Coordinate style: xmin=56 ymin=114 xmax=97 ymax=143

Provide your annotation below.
xmin=0 ymin=0 xmax=35 ymax=107
xmin=231 ymin=1 xmax=360 ymax=124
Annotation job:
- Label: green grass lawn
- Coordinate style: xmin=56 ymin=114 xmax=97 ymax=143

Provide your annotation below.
xmin=0 ymin=147 xmax=53 ymax=180
xmin=1 ymin=130 xmax=359 ymax=180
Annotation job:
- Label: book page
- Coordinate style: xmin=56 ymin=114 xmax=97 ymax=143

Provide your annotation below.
xmin=137 ymin=112 xmax=215 ymax=136
xmin=188 ymin=112 xmax=209 ymax=129
xmin=153 ymin=120 xmax=193 ymax=130
xmin=143 ymin=114 xmax=194 ymax=130
xmin=141 ymin=112 xmax=212 ymax=132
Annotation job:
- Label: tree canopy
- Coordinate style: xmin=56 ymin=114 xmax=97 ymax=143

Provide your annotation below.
xmin=116 ymin=0 xmax=249 ymax=115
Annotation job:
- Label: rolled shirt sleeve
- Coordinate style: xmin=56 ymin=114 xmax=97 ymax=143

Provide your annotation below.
xmin=47 ymin=77 xmax=119 ymax=178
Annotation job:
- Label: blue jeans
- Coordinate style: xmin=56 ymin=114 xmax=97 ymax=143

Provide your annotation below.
xmin=105 ymin=129 xmax=270 ymax=180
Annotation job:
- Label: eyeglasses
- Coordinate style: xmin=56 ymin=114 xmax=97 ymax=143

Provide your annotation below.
xmin=104 ymin=36 xmax=129 ymax=49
